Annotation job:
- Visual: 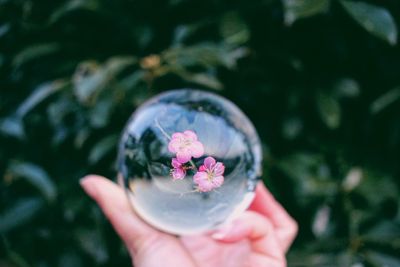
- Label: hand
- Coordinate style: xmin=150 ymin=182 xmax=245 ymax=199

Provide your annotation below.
xmin=80 ymin=175 xmax=298 ymax=267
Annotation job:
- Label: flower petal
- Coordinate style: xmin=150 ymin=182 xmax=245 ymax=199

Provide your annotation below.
xmin=204 ymin=156 xmax=216 ymax=170
xmin=197 ymin=180 xmax=214 ymax=192
xmin=168 ymin=138 xmax=181 ymax=153
xmin=171 ymin=158 xmax=181 ymax=168
xmin=212 ymin=176 xmax=224 ymax=187
xmin=183 ymin=130 xmax=197 ymax=141
xmin=213 ymin=162 xmax=225 ymax=176
xmin=171 ymin=132 xmax=184 ymax=140
xmin=172 ymin=168 xmax=186 ymax=180
xmin=193 ymin=171 xmax=207 ymax=184
xmin=176 ymin=150 xmax=191 ymax=163
xmin=190 ymin=141 xmax=204 ymax=158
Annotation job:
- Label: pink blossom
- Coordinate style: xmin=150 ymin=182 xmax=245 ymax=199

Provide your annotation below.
xmin=193 ymin=156 xmax=225 ymax=192
xmin=170 ymin=158 xmax=186 ymax=180
xmin=168 ymin=130 xmax=204 ymax=163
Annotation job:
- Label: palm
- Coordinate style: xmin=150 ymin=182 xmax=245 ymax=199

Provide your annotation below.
xmin=179 ymin=235 xmax=251 ymax=267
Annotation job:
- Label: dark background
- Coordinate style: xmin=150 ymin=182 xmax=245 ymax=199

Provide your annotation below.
xmin=1 ymin=0 xmax=400 ymax=266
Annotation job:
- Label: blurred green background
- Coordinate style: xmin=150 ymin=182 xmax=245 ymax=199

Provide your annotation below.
xmin=1 ymin=0 xmax=400 ymax=266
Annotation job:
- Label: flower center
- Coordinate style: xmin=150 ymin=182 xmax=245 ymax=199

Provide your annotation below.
xmin=207 ymin=170 xmax=214 ymax=181
xmin=179 ymin=139 xmax=192 ymax=150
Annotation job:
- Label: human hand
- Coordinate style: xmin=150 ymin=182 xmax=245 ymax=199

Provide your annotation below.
xmin=80 ymin=175 xmax=297 ymax=267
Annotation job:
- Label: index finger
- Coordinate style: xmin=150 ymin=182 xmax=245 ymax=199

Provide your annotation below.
xmin=248 ymin=182 xmax=298 ymax=251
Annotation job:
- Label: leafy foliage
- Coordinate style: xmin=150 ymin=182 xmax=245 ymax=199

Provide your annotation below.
xmin=341 ymin=1 xmax=398 ymax=45
xmin=1 ymin=0 xmax=400 ymax=266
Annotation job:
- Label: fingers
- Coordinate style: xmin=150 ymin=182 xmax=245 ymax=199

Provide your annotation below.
xmin=248 ymin=182 xmax=298 ymax=252
xmin=80 ymin=175 xmax=157 ymax=254
xmin=211 ymin=211 xmax=285 ymax=262
xmin=80 ymin=175 xmax=198 ymax=267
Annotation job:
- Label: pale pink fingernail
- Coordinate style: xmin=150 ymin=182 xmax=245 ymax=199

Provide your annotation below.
xmin=211 ymin=222 xmax=234 ymax=240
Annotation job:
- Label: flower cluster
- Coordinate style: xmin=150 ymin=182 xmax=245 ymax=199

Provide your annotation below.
xmin=168 ymin=130 xmax=225 ymax=192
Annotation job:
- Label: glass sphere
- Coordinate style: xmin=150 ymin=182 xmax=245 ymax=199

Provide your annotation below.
xmin=117 ymin=89 xmax=262 ymax=235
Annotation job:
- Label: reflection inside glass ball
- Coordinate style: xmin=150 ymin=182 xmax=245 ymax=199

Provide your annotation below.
xmin=118 ymin=89 xmax=262 ymax=235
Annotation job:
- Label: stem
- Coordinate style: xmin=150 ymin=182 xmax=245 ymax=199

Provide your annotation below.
xmin=188 ymin=160 xmax=198 ymax=172
xmin=154 ymin=118 xmax=171 ymax=140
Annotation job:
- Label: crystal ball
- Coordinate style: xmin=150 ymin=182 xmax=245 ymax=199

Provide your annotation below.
xmin=117 ymin=89 xmax=262 ymax=235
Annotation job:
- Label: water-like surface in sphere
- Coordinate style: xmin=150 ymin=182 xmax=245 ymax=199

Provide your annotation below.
xmin=118 ymin=89 xmax=262 ymax=235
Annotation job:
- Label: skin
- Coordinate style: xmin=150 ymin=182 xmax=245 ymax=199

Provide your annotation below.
xmin=80 ymin=175 xmax=298 ymax=267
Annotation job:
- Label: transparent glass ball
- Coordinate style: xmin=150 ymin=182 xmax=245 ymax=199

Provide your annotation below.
xmin=117 ymin=89 xmax=262 ymax=235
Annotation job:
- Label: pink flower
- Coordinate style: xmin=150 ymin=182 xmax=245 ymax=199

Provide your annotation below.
xmin=168 ymin=130 xmax=204 ymax=163
xmin=170 ymin=158 xmax=186 ymax=180
xmin=193 ymin=156 xmax=225 ymax=192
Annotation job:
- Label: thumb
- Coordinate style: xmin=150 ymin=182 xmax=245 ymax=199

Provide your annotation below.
xmin=80 ymin=175 xmax=158 ymax=254
xmin=80 ymin=175 xmax=197 ymax=267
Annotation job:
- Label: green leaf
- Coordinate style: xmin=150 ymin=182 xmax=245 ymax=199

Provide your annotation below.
xmin=173 ymin=24 xmax=200 ymax=45
xmin=342 ymin=167 xmax=363 ymax=192
xmin=282 ymin=116 xmax=303 ymax=140
xmin=74 ymin=128 xmax=90 ymax=148
xmin=363 ymin=220 xmax=400 ymax=241
xmin=162 ymin=43 xmax=247 ymax=89
xmin=183 ymin=72 xmax=223 ymax=90
xmin=50 ymin=0 xmax=99 ymax=23
xmin=0 ymin=116 xmax=25 ymax=139
xmin=355 ymin=170 xmax=398 ymax=207
xmin=59 ymin=251 xmax=83 ymax=267
xmin=283 ymin=0 xmax=330 ymax=25
xmin=288 ymin=251 xmax=355 ymax=267
xmin=16 ymin=80 xmax=67 ymax=117
xmin=277 ymin=153 xmax=337 ymax=206
xmin=75 ymin=228 xmax=108 ymax=264
xmin=7 ymin=251 xmax=31 ymax=267
xmin=8 ymin=162 xmax=57 ymax=202
xmin=88 ymin=135 xmax=118 ymax=164
xmin=73 ymin=57 xmax=135 ymax=103
xmin=13 ymin=43 xmax=59 ymax=67
xmin=341 ymin=1 xmax=398 ymax=45
xmin=0 ymin=198 xmax=44 ymax=233
xmin=73 ymin=61 xmax=105 ymax=103
xmin=88 ymin=96 xmax=113 ymax=128
xmin=333 ymin=78 xmax=360 ymax=98
xmin=106 ymin=56 xmax=137 ymax=74
xmin=365 ymin=251 xmax=400 ymax=267
xmin=370 ymin=87 xmax=400 ymax=114
xmin=163 ymin=43 xmax=246 ymax=70
xmin=220 ymin=12 xmax=250 ymax=45
xmin=316 ymin=91 xmax=341 ymax=129
xmin=312 ymin=205 xmax=332 ymax=238
xmin=118 ymin=70 xmax=145 ymax=92
xmin=0 ymin=23 xmax=10 ymax=38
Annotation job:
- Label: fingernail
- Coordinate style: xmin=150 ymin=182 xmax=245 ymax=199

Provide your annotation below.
xmin=80 ymin=176 xmax=97 ymax=197
xmin=211 ymin=222 xmax=234 ymax=240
